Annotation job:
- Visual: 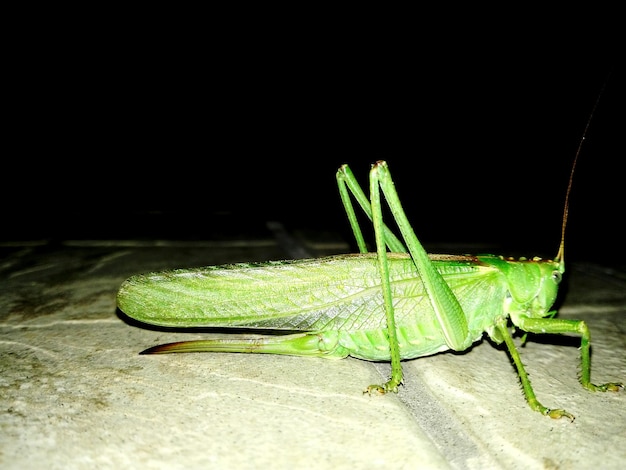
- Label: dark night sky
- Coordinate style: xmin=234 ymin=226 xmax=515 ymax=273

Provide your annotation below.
xmin=5 ymin=24 xmax=623 ymax=264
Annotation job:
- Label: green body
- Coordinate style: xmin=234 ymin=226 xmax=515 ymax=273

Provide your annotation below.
xmin=117 ymin=253 xmax=557 ymax=361
xmin=117 ymin=161 xmax=622 ymax=420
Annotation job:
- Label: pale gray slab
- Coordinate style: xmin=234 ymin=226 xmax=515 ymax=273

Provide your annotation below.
xmin=1 ymin=240 xmax=624 ymax=469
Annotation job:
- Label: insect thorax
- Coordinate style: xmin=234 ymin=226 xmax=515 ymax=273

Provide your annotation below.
xmin=477 ymin=254 xmax=562 ymax=322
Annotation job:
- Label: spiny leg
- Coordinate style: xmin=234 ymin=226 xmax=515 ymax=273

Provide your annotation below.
xmin=517 ymin=317 xmax=624 ymax=393
xmin=361 ymin=161 xmax=470 ymax=393
xmin=495 ymin=318 xmax=575 ymax=420
xmin=336 ymin=162 xmax=407 ymax=393
xmin=373 ymin=162 xmax=469 ymax=352
xmin=365 ymin=163 xmax=404 ymax=393
xmin=336 ymin=164 xmax=406 ymax=254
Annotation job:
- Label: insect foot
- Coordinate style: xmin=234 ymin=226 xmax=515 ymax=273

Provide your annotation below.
xmin=583 ymin=382 xmax=624 ymax=393
xmin=363 ymin=385 xmax=387 ymax=396
xmin=545 ymin=408 xmax=575 ymax=422
xmin=363 ymin=378 xmax=403 ymax=395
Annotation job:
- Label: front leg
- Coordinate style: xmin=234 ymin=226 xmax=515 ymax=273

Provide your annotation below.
xmin=518 ymin=316 xmax=624 ymax=393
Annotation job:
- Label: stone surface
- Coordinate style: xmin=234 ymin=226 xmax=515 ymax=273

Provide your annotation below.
xmin=1 ymin=233 xmax=625 ymax=469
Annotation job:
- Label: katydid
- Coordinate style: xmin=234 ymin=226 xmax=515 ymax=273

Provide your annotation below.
xmin=117 ymin=158 xmax=622 ymax=421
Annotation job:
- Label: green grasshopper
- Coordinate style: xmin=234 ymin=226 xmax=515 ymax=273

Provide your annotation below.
xmin=117 ymin=158 xmax=622 ymax=421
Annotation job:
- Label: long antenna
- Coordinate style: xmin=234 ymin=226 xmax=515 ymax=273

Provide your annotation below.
xmin=555 ymin=72 xmax=611 ymax=264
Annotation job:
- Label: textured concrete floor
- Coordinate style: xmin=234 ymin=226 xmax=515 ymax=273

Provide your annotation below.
xmin=1 ymin=228 xmax=625 ymax=469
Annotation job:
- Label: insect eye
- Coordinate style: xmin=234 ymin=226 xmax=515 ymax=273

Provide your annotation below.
xmin=551 ymin=271 xmax=562 ymax=283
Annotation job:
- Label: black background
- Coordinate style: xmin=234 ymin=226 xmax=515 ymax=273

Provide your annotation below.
xmin=4 ymin=17 xmax=623 ymax=265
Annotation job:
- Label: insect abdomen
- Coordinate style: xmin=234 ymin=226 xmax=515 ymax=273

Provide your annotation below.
xmin=337 ymin=324 xmax=452 ymax=361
